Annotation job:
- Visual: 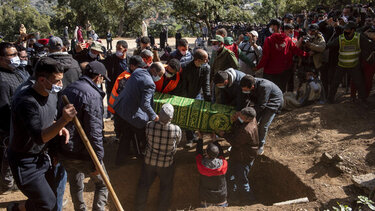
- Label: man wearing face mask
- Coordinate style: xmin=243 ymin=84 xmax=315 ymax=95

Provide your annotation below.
xmin=15 ymin=46 xmax=31 ymax=81
xmin=73 ymin=41 xmax=104 ymax=64
xmin=155 ymin=59 xmax=181 ymax=94
xmin=213 ymin=68 xmax=246 ymax=111
xmin=0 ymin=42 xmax=24 ymax=192
xmin=217 ymin=107 xmax=259 ymax=201
xmin=327 ymin=21 xmax=375 ymax=104
xmin=58 ymin=61 xmax=109 ymax=211
xmin=239 ymin=75 xmax=283 ymax=155
xmin=7 ymin=57 xmax=76 ymax=211
xmin=255 ymin=19 xmax=307 ymax=93
xmin=304 ymin=24 xmax=327 ymax=95
xmin=114 ymin=62 xmax=165 ymax=159
xmin=178 ymin=49 xmax=211 ymax=147
xmin=110 ymin=56 xmax=147 ymax=165
xmin=103 ymin=40 xmax=130 ymax=118
xmin=238 ymin=31 xmax=263 ymax=75
xmin=210 ymin=35 xmax=239 ymax=103
xmin=167 ymin=38 xmax=193 ymax=66
xmin=48 ymin=36 xmax=82 ymax=89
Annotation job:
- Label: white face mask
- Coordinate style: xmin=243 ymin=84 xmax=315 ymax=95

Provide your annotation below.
xmin=152 ymin=75 xmax=161 ymax=82
xmin=9 ymin=56 xmax=20 ymax=69
xmin=97 ymin=83 xmax=102 ymax=88
xmin=217 ymin=85 xmax=226 ymax=89
xmin=269 ymin=27 xmax=274 ymax=34
xmin=116 ymin=51 xmax=123 ymax=58
xmin=242 ymin=90 xmax=251 ymax=94
xmin=238 ymin=117 xmax=244 ymax=123
xmin=20 ymin=60 xmax=28 ymax=67
xmin=45 ymin=79 xmax=63 ymax=94
xmin=50 ymin=84 xmax=63 ymax=94
xmin=165 ymin=71 xmax=175 ymax=78
xmin=89 ymin=51 xmax=98 ymax=59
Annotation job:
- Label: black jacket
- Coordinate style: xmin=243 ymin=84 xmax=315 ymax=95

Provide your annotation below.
xmin=219 ymin=68 xmax=246 ymax=111
xmin=58 ymin=76 xmax=105 ymax=161
xmin=249 ymin=78 xmax=283 ymax=116
xmin=178 ymin=61 xmax=211 ymax=101
xmin=102 ymin=54 xmax=129 ymax=91
xmin=48 ymin=52 xmax=81 ymax=89
xmin=0 ymin=67 xmax=24 ymax=133
xmin=196 ymin=139 xmax=227 ymax=204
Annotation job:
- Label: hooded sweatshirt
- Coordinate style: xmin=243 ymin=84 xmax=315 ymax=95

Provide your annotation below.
xmin=257 ymin=33 xmax=306 ymax=74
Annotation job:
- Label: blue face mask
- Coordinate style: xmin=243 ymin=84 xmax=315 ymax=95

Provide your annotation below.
xmin=238 ymin=117 xmax=244 ymax=123
xmin=46 ymin=79 xmax=63 ymax=94
xmin=97 ymin=83 xmax=102 ymax=88
xmin=152 ymin=75 xmax=161 ymax=82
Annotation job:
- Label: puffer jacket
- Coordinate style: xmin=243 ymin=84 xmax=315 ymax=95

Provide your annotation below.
xmin=59 ymin=75 xmax=105 ymax=161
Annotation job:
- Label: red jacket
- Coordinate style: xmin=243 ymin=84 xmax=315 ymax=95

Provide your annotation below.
xmin=257 ymin=33 xmax=306 ymax=74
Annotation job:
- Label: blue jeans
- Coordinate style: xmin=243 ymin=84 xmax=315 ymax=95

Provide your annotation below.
xmin=61 ymin=159 xmax=108 ymax=211
xmin=227 ymin=159 xmax=254 ymax=193
xmin=135 ymin=163 xmax=175 ymax=211
xmin=258 ymin=109 xmax=276 ymax=147
xmin=54 ymin=163 xmax=67 ymax=211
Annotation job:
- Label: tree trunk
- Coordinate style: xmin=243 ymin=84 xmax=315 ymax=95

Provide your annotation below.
xmin=117 ymin=0 xmax=129 ymax=36
xmin=204 ymin=19 xmax=212 ymax=39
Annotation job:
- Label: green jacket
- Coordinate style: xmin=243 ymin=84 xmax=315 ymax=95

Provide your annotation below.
xmin=210 ymin=47 xmax=239 ymax=80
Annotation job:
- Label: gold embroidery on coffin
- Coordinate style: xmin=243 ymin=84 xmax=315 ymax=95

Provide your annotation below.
xmin=154 ymin=92 xmax=235 ymax=132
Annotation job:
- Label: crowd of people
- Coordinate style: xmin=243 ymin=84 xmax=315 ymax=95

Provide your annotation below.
xmin=0 ymin=2 xmax=375 ymax=211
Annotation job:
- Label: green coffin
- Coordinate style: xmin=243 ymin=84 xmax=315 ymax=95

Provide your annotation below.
xmin=153 ymin=92 xmax=236 ymax=132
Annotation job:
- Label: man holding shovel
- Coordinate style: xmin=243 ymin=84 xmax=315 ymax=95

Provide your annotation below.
xmin=58 ymin=61 xmax=110 ymax=211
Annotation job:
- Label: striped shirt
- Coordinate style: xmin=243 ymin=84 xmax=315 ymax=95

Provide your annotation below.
xmin=145 ymin=121 xmax=182 ymax=167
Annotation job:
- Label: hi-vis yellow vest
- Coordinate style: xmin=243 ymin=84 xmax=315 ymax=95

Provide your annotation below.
xmin=338 ymin=32 xmax=361 ymax=68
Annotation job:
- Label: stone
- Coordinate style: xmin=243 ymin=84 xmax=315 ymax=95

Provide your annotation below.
xmin=352 ymin=173 xmax=375 ymax=194
xmin=333 ymin=154 xmax=344 ymax=162
xmin=320 ymin=152 xmax=333 ymax=164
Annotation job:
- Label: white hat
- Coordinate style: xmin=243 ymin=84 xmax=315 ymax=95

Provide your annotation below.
xmin=159 ymin=103 xmax=174 ymax=124
xmin=250 ymin=30 xmax=258 ymax=37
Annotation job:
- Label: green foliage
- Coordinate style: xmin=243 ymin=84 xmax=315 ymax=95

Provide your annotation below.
xmin=324 ymin=196 xmax=375 ymax=211
xmin=171 ymin=0 xmax=253 ymax=36
xmin=0 ymin=0 xmax=52 ymax=41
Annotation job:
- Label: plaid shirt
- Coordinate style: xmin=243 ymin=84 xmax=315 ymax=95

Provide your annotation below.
xmin=145 ymin=121 xmax=182 ymax=167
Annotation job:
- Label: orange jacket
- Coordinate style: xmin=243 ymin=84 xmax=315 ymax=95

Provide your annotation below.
xmin=155 ymin=72 xmax=181 ymax=94
xmin=108 ymin=70 xmax=131 ymax=114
